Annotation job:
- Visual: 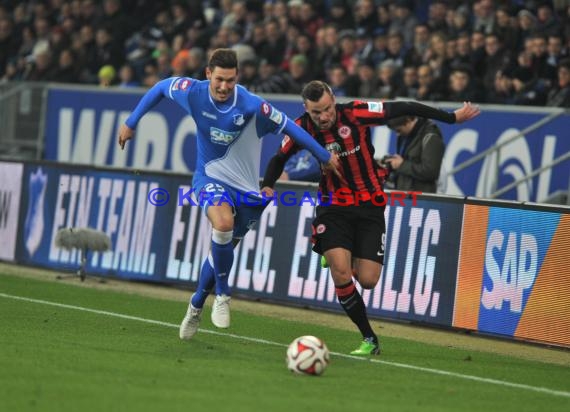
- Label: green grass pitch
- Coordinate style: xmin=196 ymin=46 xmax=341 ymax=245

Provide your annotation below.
xmin=0 ymin=272 xmax=569 ymax=412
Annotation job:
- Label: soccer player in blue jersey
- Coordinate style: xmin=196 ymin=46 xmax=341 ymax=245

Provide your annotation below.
xmin=118 ymin=49 xmax=340 ymax=340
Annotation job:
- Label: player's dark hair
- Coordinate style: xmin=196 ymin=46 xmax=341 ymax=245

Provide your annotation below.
xmin=301 ymin=80 xmax=334 ymax=102
xmin=208 ymin=48 xmax=238 ymax=71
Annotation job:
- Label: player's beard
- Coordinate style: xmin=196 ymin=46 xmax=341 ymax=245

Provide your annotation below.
xmin=319 ymin=120 xmax=333 ymax=129
xmin=317 ymin=115 xmax=336 ymax=130
xmin=318 ymin=112 xmax=336 ymax=130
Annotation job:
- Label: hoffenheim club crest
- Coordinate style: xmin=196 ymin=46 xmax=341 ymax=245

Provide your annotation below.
xmin=24 ymin=167 xmax=47 ymax=257
xmin=233 ymin=113 xmax=245 ymax=126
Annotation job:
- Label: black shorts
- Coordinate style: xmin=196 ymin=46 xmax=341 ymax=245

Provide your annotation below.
xmin=311 ymin=201 xmax=385 ymax=263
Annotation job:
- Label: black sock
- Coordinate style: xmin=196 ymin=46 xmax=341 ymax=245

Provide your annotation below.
xmin=336 ymin=281 xmax=377 ymax=342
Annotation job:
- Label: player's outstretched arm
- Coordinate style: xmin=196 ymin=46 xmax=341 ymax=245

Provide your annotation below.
xmin=261 ymin=153 xmax=289 ymax=189
xmin=118 ymin=78 xmax=173 ymax=149
xmin=384 ymin=100 xmax=480 ymax=124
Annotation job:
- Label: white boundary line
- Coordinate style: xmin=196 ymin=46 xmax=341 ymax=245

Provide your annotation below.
xmin=1 ymin=292 xmax=569 ymax=399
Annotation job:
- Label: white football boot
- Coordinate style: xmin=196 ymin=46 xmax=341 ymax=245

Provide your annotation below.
xmin=211 ymin=294 xmax=231 ymax=328
xmin=179 ymin=296 xmax=202 ymax=340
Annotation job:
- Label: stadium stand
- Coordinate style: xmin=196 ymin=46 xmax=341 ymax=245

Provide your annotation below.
xmin=0 ymin=0 xmax=569 ymax=106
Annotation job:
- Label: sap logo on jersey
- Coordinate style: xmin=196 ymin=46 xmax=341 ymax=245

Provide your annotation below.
xmin=210 ymin=127 xmax=239 ymax=145
xmin=481 ymin=230 xmax=538 ymax=313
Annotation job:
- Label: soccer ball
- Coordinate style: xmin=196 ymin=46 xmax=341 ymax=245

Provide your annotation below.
xmin=286 ymin=335 xmax=330 ymax=376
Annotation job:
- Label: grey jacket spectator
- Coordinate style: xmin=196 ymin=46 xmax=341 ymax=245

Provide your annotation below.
xmin=384 ymin=116 xmax=445 ymax=193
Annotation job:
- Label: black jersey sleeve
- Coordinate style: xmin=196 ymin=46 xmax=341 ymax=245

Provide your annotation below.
xmin=384 ymin=101 xmax=456 ymax=123
xmin=261 ymin=152 xmax=289 ymax=189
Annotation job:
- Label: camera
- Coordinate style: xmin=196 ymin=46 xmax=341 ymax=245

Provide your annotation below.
xmin=379 ymin=155 xmax=397 ymax=189
xmin=380 ymin=154 xmax=394 ymax=170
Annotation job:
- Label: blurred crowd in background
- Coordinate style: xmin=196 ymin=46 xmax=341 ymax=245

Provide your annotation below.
xmin=0 ymin=0 xmax=569 ymax=106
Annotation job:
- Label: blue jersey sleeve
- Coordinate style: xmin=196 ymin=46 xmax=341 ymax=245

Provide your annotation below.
xmin=256 ymin=99 xmax=288 ymax=136
xmin=167 ymin=77 xmax=196 ymax=113
xmin=125 ymin=77 xmax=195 ymax=128
xmin=125 ymin=78 xmax=171 ymax=128
xmin=253 ymin=96 xmax=331 ymax=164
xmin=283 ymin=118 xmax=331 ymax=163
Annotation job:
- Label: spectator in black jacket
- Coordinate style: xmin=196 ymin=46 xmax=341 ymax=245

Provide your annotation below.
xmin=416 ymin=64 xmax=444 ymax=101
xmin=326 ymin=0 xmax=354 ymax=31
xmin=0 ymin=17 xmax=19 ymax=77
xmin=482 ymin=33 xmax=512 ymax=96
xmin=23 ymin=50 xmax=56 ymax=81
xmin=495 ymin=6 xmax=520 ymax=52
xmin=446 ymin=64 xmax=484 ymax=103
xmin=547 ymin=58 xmax=570 ymax=107
xmin=49 ymin=48 xmax=79 ymax=83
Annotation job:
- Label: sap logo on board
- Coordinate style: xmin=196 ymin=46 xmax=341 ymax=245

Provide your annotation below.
xmin=481 ymin=230 xmax=537 ymax=313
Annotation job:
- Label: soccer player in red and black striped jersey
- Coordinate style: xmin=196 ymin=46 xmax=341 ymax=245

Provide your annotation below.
xmin=261 ymin=81 xmax=480 ymax=355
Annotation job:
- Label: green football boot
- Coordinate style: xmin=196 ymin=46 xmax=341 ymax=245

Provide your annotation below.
xmin=320 ymin=255 xmax=329 ymax=268
xmin=350 ymin=338 xmax=380 ymax=356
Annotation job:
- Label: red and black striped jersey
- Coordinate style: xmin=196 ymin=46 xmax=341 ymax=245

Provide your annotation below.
xmin=279 ymin=100 xmax=390 ymax=204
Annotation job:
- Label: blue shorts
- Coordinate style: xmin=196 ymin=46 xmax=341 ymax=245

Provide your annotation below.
xmin=192 ymin=175 xmax=268 ymax=239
